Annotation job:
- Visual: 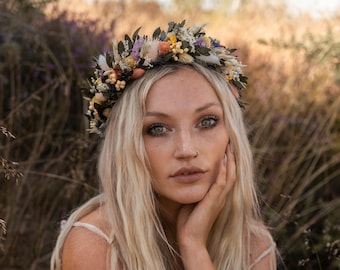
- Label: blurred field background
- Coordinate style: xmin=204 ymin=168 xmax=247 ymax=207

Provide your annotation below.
xmin=0 ymin=0 xmax=339 ymax=269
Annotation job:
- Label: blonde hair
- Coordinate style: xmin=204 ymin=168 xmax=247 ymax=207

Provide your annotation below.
xmin=51 ymin=63 xmax=276 ymax=269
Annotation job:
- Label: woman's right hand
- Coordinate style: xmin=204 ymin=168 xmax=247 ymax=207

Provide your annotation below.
xmin=176 ymin=144 xmax=236 ymax=269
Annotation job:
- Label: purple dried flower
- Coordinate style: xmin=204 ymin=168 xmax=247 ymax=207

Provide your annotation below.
xmin=131 ymin=37 xmax=145 ymax=61
xmin=194 ymin=37 xmax=206 ymax=47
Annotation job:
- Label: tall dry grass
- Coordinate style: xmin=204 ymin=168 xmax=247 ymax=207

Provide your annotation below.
xmin=0 ymin=0 xmax=339 ymax=269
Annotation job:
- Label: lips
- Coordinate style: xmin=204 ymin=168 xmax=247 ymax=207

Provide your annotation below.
xmin=170 ymin=166 xmax=206 ymax=183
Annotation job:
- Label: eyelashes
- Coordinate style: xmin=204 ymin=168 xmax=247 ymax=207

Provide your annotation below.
xmin=146 ymin=123 xmax=168 ymax=136
xmin=198 ymin=115 xmax=219 ymax=129
xmin=145 ymin=115 xmax=220 ymax=136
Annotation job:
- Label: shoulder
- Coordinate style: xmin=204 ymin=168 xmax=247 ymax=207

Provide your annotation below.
xmin=249 ymin=221 xmax=277 ymax=270
xmin=62 ymin=206 xmax=110 ymax=270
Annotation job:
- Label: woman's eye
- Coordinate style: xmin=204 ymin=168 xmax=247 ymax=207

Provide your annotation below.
xmin=198 ymin=116 xmax=218 ymax=129
xmin=146 ymin=124 xmax=167 ymax=136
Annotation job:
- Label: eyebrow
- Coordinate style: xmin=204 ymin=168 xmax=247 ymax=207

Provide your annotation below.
xmin=145 ymin=102 xmax=222 ymax=117
xmin=195 ymin=102 xmax=221 ymax=113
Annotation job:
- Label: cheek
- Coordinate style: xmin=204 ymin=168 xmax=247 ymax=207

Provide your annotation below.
xmin=145 ymin=146 xmax=158 ymax=172
xmin=210 ymin=151 xmax=224 ymax=180
xmin=207 ymin=137 xmax=229 ymax=177
xmin=144 ymin=140 xmax=168 ymax=178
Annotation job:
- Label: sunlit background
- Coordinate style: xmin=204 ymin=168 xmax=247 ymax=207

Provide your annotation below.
xmin=85 ymin=0 xmax=340 ymax=18
xmin=1 ymin=0 xmax=339 ymax=269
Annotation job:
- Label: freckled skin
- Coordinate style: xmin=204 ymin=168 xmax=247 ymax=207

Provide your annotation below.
xmin=143 ymin=68 xmax=229 ymax=209
xmin=61 ymin=68 xmax=275 ymax=270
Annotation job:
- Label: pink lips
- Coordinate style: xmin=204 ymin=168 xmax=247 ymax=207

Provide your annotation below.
xmin=170 ymin=166 xmax=206 ymax=183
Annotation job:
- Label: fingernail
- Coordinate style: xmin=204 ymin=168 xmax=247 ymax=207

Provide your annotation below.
xmin=229 ymin=142 xmax=234 ymax=154
xmin=223 ymin=153 xmax=227 ymax=166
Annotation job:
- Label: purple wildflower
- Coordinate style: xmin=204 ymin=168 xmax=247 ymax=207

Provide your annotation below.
xmin=194 ymin=37 xmax=206 ymax=47
xmin=131 ymin=37 xmax=145 ymax=61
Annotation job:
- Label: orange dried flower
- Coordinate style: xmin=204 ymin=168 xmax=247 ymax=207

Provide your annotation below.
xmin=158 ymin=41 xmax=170 ymax=56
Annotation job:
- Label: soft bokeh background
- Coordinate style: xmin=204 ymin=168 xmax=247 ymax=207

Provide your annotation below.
xmin=1 ymin=0 xmax=339 ymax=269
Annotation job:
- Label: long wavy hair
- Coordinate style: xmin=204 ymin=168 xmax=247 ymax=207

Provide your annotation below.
xmin=51 ymin=63 xmax=276 ymax=270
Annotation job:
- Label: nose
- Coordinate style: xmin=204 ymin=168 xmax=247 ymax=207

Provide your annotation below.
xmin=174 ymin=129 xmax=198 ymax=159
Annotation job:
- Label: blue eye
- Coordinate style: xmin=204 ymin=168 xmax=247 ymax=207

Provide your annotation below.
xmin=146 ymin=123 xmax=167 ymax=136
xmin=199 ymin=115 xmax=218 ymax=128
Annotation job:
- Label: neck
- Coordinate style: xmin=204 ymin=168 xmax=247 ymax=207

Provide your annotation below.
xmin=156 ymin=197 xmax=186 ymax=270
xmin=158 ymin=197 xmax=182 ymax=228
xmin=157 ymin=196 xmax=183 ymax=246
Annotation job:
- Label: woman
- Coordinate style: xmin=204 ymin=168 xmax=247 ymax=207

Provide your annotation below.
xmin=51 ymin=21 xmax=277 ymax=269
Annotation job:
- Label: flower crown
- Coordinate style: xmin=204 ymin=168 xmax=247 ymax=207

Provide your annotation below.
xmin=82 ymin=20 xmax=247 ymax=135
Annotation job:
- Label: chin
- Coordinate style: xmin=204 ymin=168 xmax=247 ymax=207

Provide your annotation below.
xmin=175 ymin=191 xmax=207 ymax=205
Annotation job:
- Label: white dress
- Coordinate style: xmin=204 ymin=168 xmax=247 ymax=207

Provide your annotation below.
xmin=72 ymin=221 xmax=276 ymax=268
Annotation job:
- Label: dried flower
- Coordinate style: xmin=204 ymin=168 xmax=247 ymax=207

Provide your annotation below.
xmin=84 ymin=20 xmax=247 ymax=135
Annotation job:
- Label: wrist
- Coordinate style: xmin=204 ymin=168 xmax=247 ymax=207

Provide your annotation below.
xmin=180 ymin=243 xmax=215 ymax=270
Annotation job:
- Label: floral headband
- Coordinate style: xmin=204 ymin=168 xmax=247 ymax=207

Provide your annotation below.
xmin=82 ymin=20 xmax=247 ymax=135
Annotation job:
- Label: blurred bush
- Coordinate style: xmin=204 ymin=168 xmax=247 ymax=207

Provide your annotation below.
xmin=0 ymin=0 xmax=111 ymax=268
xmin=246 ymin=28 xmax=340 ymax=269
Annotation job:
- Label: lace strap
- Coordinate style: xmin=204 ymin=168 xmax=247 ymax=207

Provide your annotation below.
xmin=249 ymin=242 xmax=276 ymax=269
xmin=73 ymin=221 xmax=112 ymax=244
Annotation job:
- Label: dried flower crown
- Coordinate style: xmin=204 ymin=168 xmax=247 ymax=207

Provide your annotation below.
xmin=82 ymin=20 xmax=247 ymax=135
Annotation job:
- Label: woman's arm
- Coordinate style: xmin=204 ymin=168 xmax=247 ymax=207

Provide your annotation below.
xmin=250 ymin=229 xmax=277 ymax=270
xmin=176 ymin=144 xmax=236 ymax=270
xmin=62 ymin=226 xmax=109 ymax=270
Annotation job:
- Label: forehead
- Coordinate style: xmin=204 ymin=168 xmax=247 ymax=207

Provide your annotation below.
xmin=146 ymin=68 xmax=221 ymax=111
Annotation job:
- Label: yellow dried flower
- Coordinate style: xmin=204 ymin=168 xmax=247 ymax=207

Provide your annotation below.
xmin=178 ymin=53 xmax=194 ymax=63
xmin=168 ymin=35 xmax=177 ymax=45
xmin=203 ymin=36 xmax=211 ymax=47
xmin=125 ymin=56 xmax=135 ymax=68
xmin=115 ymin=80 xmax=126 ymax=90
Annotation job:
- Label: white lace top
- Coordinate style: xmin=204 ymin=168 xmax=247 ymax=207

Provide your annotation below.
xmin=73 ymin=221 xmax=113 ymax=244
xmin=72 ymin=221 xmax=276 ymax=268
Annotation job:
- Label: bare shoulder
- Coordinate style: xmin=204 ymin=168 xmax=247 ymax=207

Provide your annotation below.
xmin=249 ymin=221 xmax=277 ymax=270
xmin=62 ymin=207 xmax=110 ymax=270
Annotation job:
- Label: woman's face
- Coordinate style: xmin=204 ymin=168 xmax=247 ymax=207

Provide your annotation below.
xmin=143 ymin=68 xmax=230 ymax=208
